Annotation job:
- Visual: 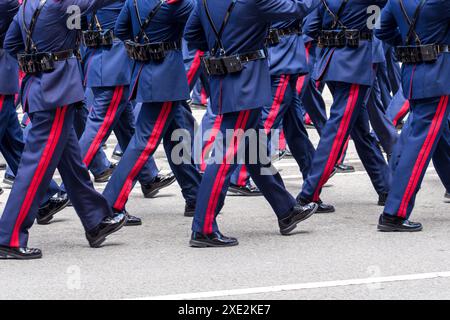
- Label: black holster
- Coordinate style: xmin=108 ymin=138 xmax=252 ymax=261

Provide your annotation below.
xmin=81 ymin=30 xmax=114 ymax=48
xmin=395 ymin=44 xmax=442 ymax=64
xmin=124 ymin=40 xmax=180 ymax=62
xmin=17 ymin=52 xmax=55 ymax=73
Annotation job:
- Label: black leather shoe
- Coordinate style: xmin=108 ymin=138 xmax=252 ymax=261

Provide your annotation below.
xmin=184 ymin=203 xmax=196 ymax=217
xmin=336 ymin=163 xmax=355 ymax=173
xmin=377 ymin=214 xmax=423 ymax=232
xmin=445 ymin=191 xmax=450 ymax=200
xmin=86 ymin=212 xmax=127 ymax=248
xmin=228 ymin=183 xmax=262 ymax=197
xmin=190 ymin=231 xmax=238 ymax=248
xmin=112 ymin=150 xmax=123 ymax=161
xmin=279 ymin=203 xmax=318 ymax=235
xmin=297 ymin=197 xmax=335 ymax=214
xmin=94 ymin=163 xmax=117 ymax=183
xmin=2 ymin=174 xmax=14 ymax=188
xmin=0 ymin=187 xmax=3 ymax=195
xmin=0 ymin=246 xmax=42 ymax=260
xmin=0 ymin=163 xmax=6 ymax=170
xmin=125 ymin=214 xmax=142 ymax=226
xmin=378 ymin=193 xmax=388 ymax=206
xmin=141 ymin=172 xmax=176 ymax=198
xmin=36 ymin=196 xmax=70 ymax=225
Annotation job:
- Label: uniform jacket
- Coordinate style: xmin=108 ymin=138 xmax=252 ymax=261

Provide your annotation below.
xmin=184 ymin=0 xmax=319 ymax=115
xmin=4 ymin=0 xmax=116 ymax=113
xmin=83 ymin=1 xmax=132 ymax=88
xmin=268 ymin=19 xmax=309 ymax=76
xmin=376 ymin=0 xmax=450 ymax=100
xmin=0 ymin=0 xmax=20 ymax=95
xmin=305 ymin=0 xmax=387 ymax=86
xmin=114 ymin=0 xmax=193 ymax=103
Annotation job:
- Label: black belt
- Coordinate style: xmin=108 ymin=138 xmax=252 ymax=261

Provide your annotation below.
xmin=18 ymin=49 xmax=76 ymax=74
xmin=236 ymin=49 xmax=266 ymax=62
xmin=396 ymin=44 xmax=449 ymax=64
xmin=266 ymin=27 xmax=302 ymax=47
xmin=318 ymin=29 xmax=373 ymax=48
xmin=202 ymin=49 xmax=266 ymax=76
xmin=124 ymin=40 xmax=182 ymax=62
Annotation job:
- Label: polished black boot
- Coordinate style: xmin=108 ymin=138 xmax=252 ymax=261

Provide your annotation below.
xmin=114 ymin=209 xmax=142 ymax=226
xmin=0 ymin=246 xmax=42 ymax=260
xmin=278 ymin=203 xmax=318 ymax=235
xmin=141 ymin=172 xmax=176 ymax=198
xmin=297 ymin=196 xmax=335 ymax=214
xmin=378 ymin=192 xmax=388 ymax=206
xmin=2 ymin=173 xmax=14 ymax=188
xmin=93 ymin=163 xmax=117 ymax=183
xmin=190 ymin=231 xmax=238 ymax=248
xmin=377 ymin=214 xmax=423 ymax=232
xmin=184 ymin=202 xmax=196 ymax=217
xmin=228 ymin=182 xmax=262 ymax=196
xmin=86 ymin=212 xmax=127 ymax=248
xmin=335 ymin=163 xmax=355 ymax=173
xmin=36 ymin=196 xmax=70 ymax=225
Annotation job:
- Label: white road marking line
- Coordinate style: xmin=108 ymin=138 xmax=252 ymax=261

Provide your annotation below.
xmin=132 ymin=271 xmax=450 ymax=300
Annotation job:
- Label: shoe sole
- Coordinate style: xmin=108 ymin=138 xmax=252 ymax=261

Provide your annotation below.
xmin=111 ymin=154 xmax=122 ymax=161
xmin=228 ymin=188 xmax=263 ymax=197
xmin=36 ymin=200 xmax=70 ymax=225
xmin=280 ymin=205 xmax=318 ymax=236
xmin=336 ymin=168 xmax=356 ymax=173
xmin=377 ymin=224 xmax=423 ymax=232
xmin=125 ymin=221 xmax=142 ymax=227
xmin=88 ymin=218 xmax=127 ymax=248
xmin=184 ymin=212 xmax=194 ymax=218
xmin=2 ymin=179 xmax=14 ymax=188
xmin=316 ymin=207 xmax=336 ymax=214
xmin=0 ymin=250 xmax=42 ymax=260
xmin=143 ymin=178 xmax=176 ymax=198
xmin=0 ymin=189 xmax=3 ymax=196
xmin=189 ymin=239 xmax=239 ymax=248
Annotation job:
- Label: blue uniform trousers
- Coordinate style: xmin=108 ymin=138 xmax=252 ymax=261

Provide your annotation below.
xmin=300 ymin=82 xmax=390 ymax=202
xmin=0 ymin=105 xmax=112 ymax=248
xmin=385 ymin=96 xmax=450 ymax=218
xmin=103 ymin=101 xmax=201 ymax=210
xmin=297 ymin=75 xmax=327 ymax=135
xmin=192 ymin=108 xmax=297 ymax=234
xmin=230 ymin=74 xmax=315 ymax=186
xmin=78 ymin=86 xmax=158 ymax=183
xmin=0 ymin=95 xmax=60 ymax=203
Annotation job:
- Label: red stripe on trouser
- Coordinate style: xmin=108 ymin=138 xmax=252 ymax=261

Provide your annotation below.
xmin=264 ymin=75 xmax=290 ymax=133
xmin=296 ymin=75 xmax=306 ymax=95
xmin=203 ymin=110 xmax=250 ymax=234
xmin=200 ymin=114 xmax=223 ymax=172
xmin=305 ymin=42 xmax=312 ymax=63
xmin=236 ymin=165 xmax=248 ymax=187
xmin=393 ymin=100 xmax=410 ymax=126
xmin=397 ymin=96 xmax=449 ymax=218
xmin=10 ymin=106 xmax=68 ymax=247
xmin=83 ymin=86 xmax=123 ymax=167
xmin=187 ymin=51 xmax=204 ymax=87
xmin=0 ymin=95 xmax=5 ymax=112
xmin=337 ymin=136 xmax=350 ymax=164
xmin=113 ymin=102 xmax=173 ymax=210
xmin=313 ymin=84 xmax=360 ymax=202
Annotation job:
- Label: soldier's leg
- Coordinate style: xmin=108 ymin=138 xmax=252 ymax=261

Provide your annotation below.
xmin=192 ymin=109 xmax=298 ymax=236
xmin=162 ymin=102 xmax=201 ymax=208
xmin=300 ymin=82 xmax=370 ymax=202
xmin=383 ymin=96 xmax=450 ymax=220
xmin=431 ymin=117 xmax=450 ymax=198
xmin=197 ymin=106 xmax=223 ymax=172
xmin=350 ymin=101 xmax=391 ymax=198
xmin=0 ymin=106 xmax=108 ymax=248
xmin=102 ymin=101 xmax=177 ymax=211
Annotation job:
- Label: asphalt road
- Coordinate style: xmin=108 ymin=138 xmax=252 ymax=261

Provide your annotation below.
xmin=0 ymin=100 xmax=449 ymax=300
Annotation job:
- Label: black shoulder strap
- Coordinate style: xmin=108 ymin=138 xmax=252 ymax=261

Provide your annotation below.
xmin=88 ymin=11 xmax=103 ymax=32
xmin=321 ymin=0 xmax=349 ymax=29
xmin=22 ymin=0 xmax=48 ymax=53
xmin=399 ymin=0 xmax=427 ymax=45
xmin=133 ymin=0 xmax=165 ymax=43
xmin=202 ymin=0 xmax=237 ymax=56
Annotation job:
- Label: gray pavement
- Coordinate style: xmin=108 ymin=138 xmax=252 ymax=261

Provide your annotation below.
xmin=0 ymin=105 xmax=449 ymax=300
